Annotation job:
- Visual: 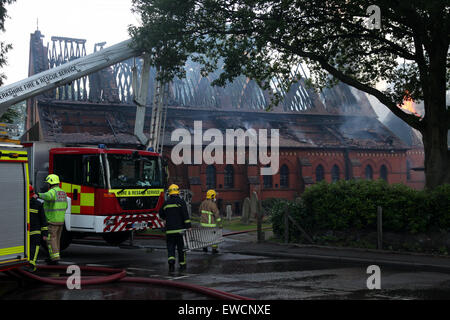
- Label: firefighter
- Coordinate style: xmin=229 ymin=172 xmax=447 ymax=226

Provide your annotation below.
xmin=36 ymin=174 xmax=68 ymax=265
xmin=24 ymin=185 xmax=48 ymax=273
xmin=199 ymin=189 xmax=222 ymax=254
xmin=159 ymin=184 xmax=191 ymax=273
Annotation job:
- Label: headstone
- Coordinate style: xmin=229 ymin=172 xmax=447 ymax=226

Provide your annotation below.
xmin=250 ymin=191 xmax=259 ymax=221
xmin=241 ymin=197 xmax=251 ymax=224
xmin=226 ymin=205 xmax=232 ymax=221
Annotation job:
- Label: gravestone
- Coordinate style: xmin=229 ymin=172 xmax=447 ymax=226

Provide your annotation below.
xmin=226 ymin=204 xmax=232 ymax=221
xmin=241 ymin=197 xmax=251 ymax=224
xmin=250 ymin=191 xmax=259 ymax=221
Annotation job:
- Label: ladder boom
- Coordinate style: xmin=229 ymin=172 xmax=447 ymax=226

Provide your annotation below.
xmin=0 ymin=39 xmax=141 ymax=117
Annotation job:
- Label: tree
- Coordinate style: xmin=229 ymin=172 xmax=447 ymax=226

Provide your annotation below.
xmin=129 ymin=0 xmax=450 ymax=189
xmin=0 ymin=0 xmax=15 ymax=87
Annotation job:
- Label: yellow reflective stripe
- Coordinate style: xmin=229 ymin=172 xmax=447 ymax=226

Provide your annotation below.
xmin=29 ymin=231 xmax=41 ymax=236
xmin=166 ymin=229 xmax=184 ymax=234
xmin=201 ymin=210 xmax=213 ymax=215
xmin=31 ymin=246 xmax=40 ymax=264
xmin=29 ymin=209 xmax=38 ymax=213
xmin=41 ymin=227 xmax=48 ymax=231
xmin=184 ymin=220 xmax=191 ymax=223
xmin=71 ymin=205 xmax=80 ymax=214
xmin=80 ymin=193 xmax=95 ymax=206
xmin=0 ymin=150 xmax=27 ymax=160
xmin=200 ymin=223 xmax=216 ymax=227
xmin=168 ymin=256 xmax=175 ymax=261
xmin=164 ymin=204 xmax=180 ymax=210
xmin=0 ymin=246 xmax=24 ymax=256
xmin=109 ymin=188 xmax=164 ymax=197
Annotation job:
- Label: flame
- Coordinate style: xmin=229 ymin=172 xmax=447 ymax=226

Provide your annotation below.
xmin=398 ymin=91 xmax=420 ymax=116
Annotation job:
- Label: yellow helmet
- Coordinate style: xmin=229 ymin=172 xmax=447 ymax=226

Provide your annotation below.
xmin=168 ymin=184 xmax=180 ymax=195
xmin=45 ymin=174 xmax=60 ymax=185
xmin=206 ymin=189 xmax=216 ymax=200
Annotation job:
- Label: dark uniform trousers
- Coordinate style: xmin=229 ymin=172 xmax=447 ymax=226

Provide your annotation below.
xmin=166 ymin=233 xmax=186 ymax=266
xmin=29 ymin=198 xmax=48 ymax=269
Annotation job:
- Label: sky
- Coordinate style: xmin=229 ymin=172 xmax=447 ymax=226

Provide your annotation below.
xmin=2 ymin=0 xmax=140 ymax=85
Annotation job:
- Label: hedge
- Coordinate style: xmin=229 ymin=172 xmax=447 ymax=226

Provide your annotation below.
xmin=266 ymin=180 xmax=450 ymax=239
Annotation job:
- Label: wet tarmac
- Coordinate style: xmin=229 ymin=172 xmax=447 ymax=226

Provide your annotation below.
xmin=1 ymin=234 xmax=450 ymax=300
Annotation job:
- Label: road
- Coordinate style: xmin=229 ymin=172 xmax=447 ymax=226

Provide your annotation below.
xmin=1 ymin=232 xmax=450 ymax=300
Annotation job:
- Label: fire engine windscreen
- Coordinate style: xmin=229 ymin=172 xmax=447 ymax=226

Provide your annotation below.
xmin=107 ymin=154 xmax=162 ymax=188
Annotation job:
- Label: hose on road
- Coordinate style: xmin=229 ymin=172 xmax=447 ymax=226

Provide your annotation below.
xmin=6 ymin=264 xmax=252 ymax=301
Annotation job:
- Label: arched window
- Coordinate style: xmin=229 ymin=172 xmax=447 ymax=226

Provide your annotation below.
xmin=263 ymin=165 xmax=273 ymax=188
xmin=406 ymin=160 xmax=412 ymax=181
xmin=206 ymin=165 xmax=216 ymax=189
xmin=224 ymin=165 xmax=234 ymax=188
xmin=331 ymin=164 xmax=340 ymax=182
xmin=315 ymin=164 xmax=324 ymax=182
xmin=280 ymin=164 xmax=289 ymax=188
xmin=380 ymin=165 xmax=388 ymax=182
xmin=365 ymin=165 xmax=373 ymax=180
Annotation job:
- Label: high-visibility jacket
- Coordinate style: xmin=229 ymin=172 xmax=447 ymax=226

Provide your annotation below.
xmin=29 ymin=198 xmax=48 ymax=238
xmin=159 ymin=195 xmax=191 ymax=234
xmin=38 ymin=186 xmax=68 ymax=223
xmin=199 ymin=199 xmax=221 ymax=227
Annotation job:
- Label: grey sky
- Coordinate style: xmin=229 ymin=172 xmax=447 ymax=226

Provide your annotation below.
xmin=2 ymin=0 xmax=139 ymax=85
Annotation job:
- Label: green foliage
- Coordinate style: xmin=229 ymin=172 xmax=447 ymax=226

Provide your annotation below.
xmin=0 ymin=0 xmax=15 ymax=86
xmin=267 ymin=180 xmax=450 ymax=239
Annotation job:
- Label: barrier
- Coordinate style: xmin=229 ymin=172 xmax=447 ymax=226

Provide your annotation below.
xmin=183 ymin=227 xmax=224 ymax=251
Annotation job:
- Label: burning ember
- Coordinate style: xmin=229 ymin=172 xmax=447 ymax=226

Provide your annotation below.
xmin=398 ymin=91 xmax=421 ymax=117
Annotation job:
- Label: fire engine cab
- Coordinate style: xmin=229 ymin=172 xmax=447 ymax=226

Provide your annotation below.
xmin=24 ymin=142 xmax=167 ymax=248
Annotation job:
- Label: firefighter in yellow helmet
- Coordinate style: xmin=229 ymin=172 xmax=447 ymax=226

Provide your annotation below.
xmin=159 ymin=184 xmax=191 ymax=273
xmin=36 ymin=174 xmax=68 ymax=265
xmin=199 ymin=189 xmax=222 ymax=254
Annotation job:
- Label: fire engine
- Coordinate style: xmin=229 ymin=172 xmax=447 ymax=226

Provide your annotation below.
xmin=0 ymin=38 xmax=170 ymax=251
xmin=0 ymin=124 xmax=30 ymax=271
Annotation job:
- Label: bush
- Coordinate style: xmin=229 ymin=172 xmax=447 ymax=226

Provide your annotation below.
xmin=267 ymin=180 xmax=450 ymax=239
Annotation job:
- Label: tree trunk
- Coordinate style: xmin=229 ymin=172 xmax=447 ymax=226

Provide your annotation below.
xmin=422 ymin=124 xmax=450 ymax=190
xmin=420 ymin=21 xmax=449 ymax=190
xmin=421 ymin=48 xmax=449 ymax=189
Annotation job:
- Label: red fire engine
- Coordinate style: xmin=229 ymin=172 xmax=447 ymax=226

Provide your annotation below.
xmin=0 ymin=39 xmax=169 ymax=252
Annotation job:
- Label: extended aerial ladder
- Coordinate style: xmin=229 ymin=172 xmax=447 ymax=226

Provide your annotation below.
xmin=0 ymin=38 xmax=169 ymax=153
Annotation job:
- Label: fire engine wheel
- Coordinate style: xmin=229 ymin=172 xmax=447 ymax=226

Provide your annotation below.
xmin=102 ymin=231 xmax=131 ymax=246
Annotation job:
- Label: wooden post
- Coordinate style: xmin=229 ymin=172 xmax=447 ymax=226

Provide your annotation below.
xmin=377 ymin=206 xmax=383 ymax=250
xmin=257 ymin=210 xmax=263 ymax=243
xmin=284 ymin=210 xmax=289 ymax=244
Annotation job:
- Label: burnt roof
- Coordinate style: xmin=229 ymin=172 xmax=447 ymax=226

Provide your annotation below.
xmin=33 ymin=99 xmax=407 ymax=151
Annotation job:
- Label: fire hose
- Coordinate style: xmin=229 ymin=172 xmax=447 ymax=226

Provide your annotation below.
xmin=6 ymin=265 xmax=252 ymax=301
xmin=3 ymin=228 xmax=273 ymax=299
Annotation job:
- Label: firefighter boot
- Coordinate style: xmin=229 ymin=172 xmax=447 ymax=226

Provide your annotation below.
xmin=168 ymin=261 xmax=175 ymax=273
xmin=22 ymin=264 xmax=37 ymax=273
xmin=179 ymin=264 xmax=186 ymax=272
